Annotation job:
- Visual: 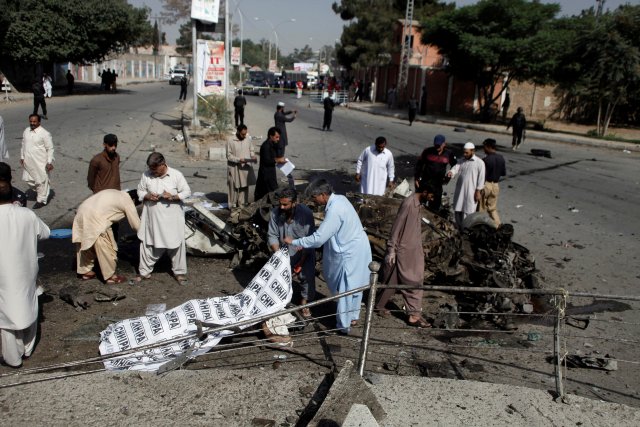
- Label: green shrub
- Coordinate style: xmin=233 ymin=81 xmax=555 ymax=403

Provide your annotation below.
xmin=198 ymin=95 xmax=232 ymax=139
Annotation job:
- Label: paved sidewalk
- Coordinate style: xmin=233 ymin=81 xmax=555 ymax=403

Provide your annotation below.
xmin=346 ymin=101 xmax=640 ymax=152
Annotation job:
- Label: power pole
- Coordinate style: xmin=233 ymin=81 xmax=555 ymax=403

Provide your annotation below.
xmin=596 ymin=0 xmax=605 ymax=22
xmin=397 ymin=0 xmax=414 ymax=104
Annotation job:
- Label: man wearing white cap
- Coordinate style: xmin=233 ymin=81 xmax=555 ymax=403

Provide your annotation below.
xmin=447 ymin=142 xmax=485 ymax=229
xmin=274 ymin=102 xmax=296 ymax=151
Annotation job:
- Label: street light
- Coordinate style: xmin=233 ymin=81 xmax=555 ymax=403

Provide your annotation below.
xmin=254 ymin=17 xmax=296 ymax=70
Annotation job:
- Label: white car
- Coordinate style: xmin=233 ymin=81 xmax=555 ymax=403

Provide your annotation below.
xmin=170 ymin=69 xmax=187 ymax=85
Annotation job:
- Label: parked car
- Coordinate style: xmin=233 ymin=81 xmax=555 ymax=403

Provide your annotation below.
xmin=242 ymin=80 xmax=267 ymax=96
xmin=169 ymin=69 xmax=187 ymax=85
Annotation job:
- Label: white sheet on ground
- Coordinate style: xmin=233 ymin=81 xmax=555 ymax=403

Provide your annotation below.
xmin=99 ymin=248 xmax=293 ymax=371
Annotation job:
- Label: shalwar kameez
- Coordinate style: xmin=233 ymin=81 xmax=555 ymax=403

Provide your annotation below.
xmin=226 ymin=135 xmax=256 ymax=207
xmin=450 ymin=154 xmax=485 ymax=227
xmin=20 ymin=125 xmax=54 ymax=204
xmin=356 ymin=145 xmax=395 ymax=196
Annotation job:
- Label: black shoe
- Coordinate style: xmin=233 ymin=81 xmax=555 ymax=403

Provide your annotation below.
xmin=32 ymin=202 xmax=46 ymax=209
xmin=42 ymin=115 xmax=48 ymax=120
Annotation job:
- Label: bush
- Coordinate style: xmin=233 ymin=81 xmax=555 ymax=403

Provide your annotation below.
xmin=197 ymin=95 xmax=232 ymax=139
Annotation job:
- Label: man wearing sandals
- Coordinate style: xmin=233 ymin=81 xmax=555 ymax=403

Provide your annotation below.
xmin=136 ymin=152 xmax=191 ymax=284
xmin=72 ymin=189 xmax=140 ymax=284
xmin=267 ymin=188 xmax=316 ymax=318
xmin=375 ymin=185 xmax=433 ymax=328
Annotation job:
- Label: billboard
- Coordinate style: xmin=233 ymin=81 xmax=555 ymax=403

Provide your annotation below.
xmin=191 ymin=0 xmax=220 ymax=24
xmin=197 ymin=40 xmax=225 ymax=96
xmin=230 ymin=47 xmax=241 ymax=66
xmin=268 ymin=59 xmax=278 ymax=73
xmin=294 ymin=62 xmax=315 ymax=72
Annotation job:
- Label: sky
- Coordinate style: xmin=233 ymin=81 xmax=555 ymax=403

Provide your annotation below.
xmin=130 ymin=0 xmax=636 ymax=54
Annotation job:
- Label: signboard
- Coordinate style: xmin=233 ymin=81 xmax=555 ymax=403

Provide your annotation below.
xmin=268 ymin=59 xmax=278 ymax=73
xmin=197 ymin=40 xmax=225 ymax=96
xmin=294 ymin=62 xmax=314 ymax=72
xmin=191 ymin=0 xmax=220 ymax=23
xmin=230 ymin=47 xmax=241 ymax=66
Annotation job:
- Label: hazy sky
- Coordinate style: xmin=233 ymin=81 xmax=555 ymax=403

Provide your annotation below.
xmin=130 ymin=0 xmax=636 ymax=53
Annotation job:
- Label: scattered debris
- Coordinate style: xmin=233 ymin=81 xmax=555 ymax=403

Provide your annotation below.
xmin=95 ymin=289 xmax=125 ymax=302
xmin=171 ymin=133 xmax=184 ymax=142
xmin=193 ymin=171 xmax=208 ymax=179
xmin=527 ymin=332 xmax=541 ymax=341
xmin=59 ymin=285 xmax=91 ymax=311
xmin=530 ymin=149 xmax=552 ymax=158
xmin=622 ymin=149 xmax=631 ymax=154
xmin=553 ymin=354 xmax=619 ymax=371
xmin=251 ymin=418 xmax=276 ymax=427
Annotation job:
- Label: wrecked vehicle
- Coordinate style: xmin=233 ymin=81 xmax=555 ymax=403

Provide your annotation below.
xmin=182 ymin=188 xmax=539 ymax=320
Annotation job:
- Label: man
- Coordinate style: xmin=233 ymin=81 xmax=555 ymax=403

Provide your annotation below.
xmin=387 ymin=86 xmax=396 ymax=109
xmin=227 ymin=124 xmax=256 ymax=207
xmin=507 ymin=107 xmax=526 ymax=150
xmin=322 ymin=94 xmax=335 ymax=131
xmin=267 ymin=188 xmax=316 ymax=317
xmin=66 ymin=70 xmax=74 ymax=94
xmin=375 ymin=184 xmax=433 ymax=328
xmin=42 ymin=73 xmax=52 ymax=98
xmin=284 ymin=181 xmax=372 ymax=334
xmin=408 ymin=95 xmax=418 ymax=126
xmin=0 ymin=114 xmax=7 ymax=162
xmin=254 ymin=127 xmax=286 ymax=201
xmin=20 ymin=114 xmax=54 ymax=209
xmin=414 ymin=134 xmax=457 ymax=213
xmin=87 ymin=134 xmax=121 ymax=193
xmin=136 ymin=152 xmax=191 ymax=283
xmin=233 ymin=89 xmax=247 ymax=127
xmin=0 ymin=162 xmax=27 ymax=207
xmin=447 ymin=142 xmax=486 ymax=229
xmin=355 ymin=136 xmax=395 ymax=196
xmin=0 ymin=180 xmax=50 ymax=368
xmin=32 ymin=79 xmax=47 ymax=120
xmin=178 ymin=74 xmax=188 ymax=102
xmin=274 ymin=102 xmax=296 ymax=151
xmin=479 ymin=138 xmax=507 ymax=226
xmin=72 ymin=189 xmax=140 ymax=284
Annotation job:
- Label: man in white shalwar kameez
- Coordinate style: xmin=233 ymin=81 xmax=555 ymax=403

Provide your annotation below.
xmin=0 ymin=181 xmax=50 ymax=368
xmin=20 ymin=114 xmax=54 ymax=208
xmin=448 ymin=142 xmax=485 ymax=229
xmin=136 ymin=152 xmax=191 ymax=283
xmin=355 ymin=136 xmax=395 ymax=196
xmin=73 ymin=189 xmax=141 ymax=284
xmin=284 ymin=181 xmax=372 ymax=334
xmin=0 ymin=115 xmax=8 ymax=162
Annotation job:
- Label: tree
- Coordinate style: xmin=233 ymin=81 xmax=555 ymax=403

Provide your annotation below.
xmin=333 ymin=0 xmax=451 ymax=71
xmin=152 ymin=21 xmax=160 ymax=55
xmin=421 ymin=0 xmax=561 ymax=121
xmin=553 ymin=6 xmax=640 ymax=135
xmin=1 ymin=0 xmax=153 ymax=64
xmin=160 ymin=0 xmax=191 ymax=24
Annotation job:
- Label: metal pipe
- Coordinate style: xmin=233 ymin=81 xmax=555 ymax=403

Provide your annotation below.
xmin=554 ymin=295 xmax=565 ymax=400
xmin=358 ymin=261 xmax=381 ymax=376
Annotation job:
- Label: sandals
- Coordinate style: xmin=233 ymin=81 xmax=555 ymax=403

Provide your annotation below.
xmin=175 ymin=275 xmax=189 ymax=285
xmin=350 ymin=320 xmax=359 ymax=327
xmin=105 ymin=275 xmax=127 ymax=284
xmin=134 ymin=274 xmax=152 ymax=283
xmin=407 ymin=317 xmax=432 ymax=329
xmin=375 ymin=308 xmax=391 ymax=318
xmin=300 ymin=307 xmax=312 ymax=319
xmin=79 ymin=272 xmax=96 ymax=281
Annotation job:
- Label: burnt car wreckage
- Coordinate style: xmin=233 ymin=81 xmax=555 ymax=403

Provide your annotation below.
xmin=183 ymin=189 xmax=540 ymax=327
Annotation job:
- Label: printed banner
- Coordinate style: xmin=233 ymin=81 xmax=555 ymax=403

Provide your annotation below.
xmin=230 ymin=47 xmax=241 ymax=66
xmin=191 ymin=0 xmax=220 ymax=24
xmin=268 ymin=59 xmax=278 ymax=73
xmin=197 ymin=40 xmax=226 ymax=96
xmin=99 ymin=249 xmax=293 ymax=371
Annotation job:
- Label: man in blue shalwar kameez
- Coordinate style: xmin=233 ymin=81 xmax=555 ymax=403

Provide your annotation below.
xmin=284 ymin=181 xmax=372 ymax=333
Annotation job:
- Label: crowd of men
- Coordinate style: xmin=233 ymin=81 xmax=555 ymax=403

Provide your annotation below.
xmin=0 ymin=95 xmax=512 ymax=365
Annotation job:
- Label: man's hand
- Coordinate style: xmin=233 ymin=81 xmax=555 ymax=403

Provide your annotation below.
xmin=446 ymin=171 xmax=453 ymax=178
xmin=283 ymin=236 xmax=293 ymax=245
xmin=162 ymin=191 xmax=176 ymax=201
xmin=46 ymin=163 xmax=54 ymax=172
xmin=387 ymin=181 xmax=396 ymax=190
xmin=20 ymin=159 xmax=24 ymax=167
xmin=355 ymin=173 xmax=361 ymax=183
xmin=474 ymin=190 xmax=481 ymax=203
xmin=145 ymin=193 xmax=160 ymax=202
xmin=384 ymin=251 xmax=396 ymax=266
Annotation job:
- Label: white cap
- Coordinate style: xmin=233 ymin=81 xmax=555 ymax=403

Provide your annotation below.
xmin=463 ymin=142 xmax=475 ymax=150
xmin=277 ymin=101 xmax=285 ymax=107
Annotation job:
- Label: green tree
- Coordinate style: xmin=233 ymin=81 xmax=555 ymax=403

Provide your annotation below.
xmin=1 ymin=0 xmax=153 ymax=64
xmin=421 ymin=0 xmax=561 ymax=121
xmin=333 ymin=0 xmax=451 ymax=71
xmin=152 ymin=20 xmax=160 ymax=55
xmin=553 ymin=6 xmax=640 ymax=135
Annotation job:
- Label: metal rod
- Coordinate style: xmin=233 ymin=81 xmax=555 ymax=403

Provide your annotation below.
xmin=380 ymin=284 xmax=640 ymax=302
xmin=358 ymin=261 xmax=381 ymax=376
xmin=554 ymin=295 xmax=565 ymax=400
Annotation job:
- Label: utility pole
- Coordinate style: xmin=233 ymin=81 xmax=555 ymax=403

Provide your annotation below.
xmin=596 ymin=0 xmax=605 ymax=22
xmin=397 ymin=0 xmax=414 ymax=105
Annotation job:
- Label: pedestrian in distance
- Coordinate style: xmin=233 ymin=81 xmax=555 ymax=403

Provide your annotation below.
xmin=274 ymin=101 xmax=296 ymax=152
xmin=136 ymin=152 xmax=191 ymax=284
xmin=355 ymin=136 xmax=395 ymax=196
xmin=0 ymin=115 xmax=7 ymax=162
xmin=507 ymin=107 xmax=526 ymax=150
xmin=254 ymin=127 xmax=286 ymax=201
xmin=414 ymin=134 xmax=457 ymax=213
xmin=73 ymin=189 xmax=140 ymax=284
xmin=408 ymin=95 xmax=418 ymax=126
xmin=322 ymin=93 xmax=335 ymax=131
xmin=375 ymin=184 xmax=434 ymax=328
xmin=479 ymin=138 xmax=506 ymax=226
xmin=501 ymin=91 xmax=511 ymax=121
xmin=20 ymin=114 xmax=54 ymax=209
xmin=42 ymin=73 xmax=52 ymax=98
xmin=233 ymin=89 xmax=247 ymax=127
xmin=32 ymin=79 xmax=47 ymax=120
xmin=420 ymin=85 xmax=428 ymax=115
xmin=283 ymin=180 xmax=372 ymax=334
xmin=66 ymin=70 xmax=74 ymax=94
xmin=387 ymin=86 xmax=397 ymax=109
xmin=226 ymin=124 xmax=256 ymax=208
xmin=447 ymin=142 xmax=486 ymax=229
xmin=178 ymin=74 xmax=188 ymax=102
xmin=87 ymin=134 xmax=121 ymax=193
xmin=0 ymin=180 xmax=50 ymax=368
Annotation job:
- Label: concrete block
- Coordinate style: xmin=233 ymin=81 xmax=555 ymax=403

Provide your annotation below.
xmin=208 ymin=146 xmax=226 ymax=161
xmin=343 ymin=404 xmax=380 ymax=427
